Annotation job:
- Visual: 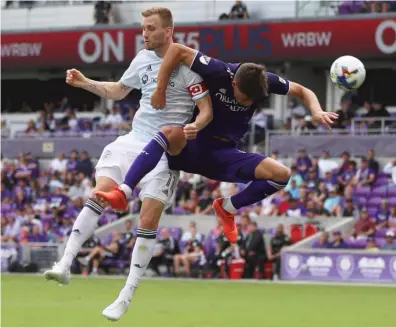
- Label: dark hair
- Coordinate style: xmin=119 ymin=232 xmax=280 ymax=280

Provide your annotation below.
xmin=235 ymin=63 xmax=268 ymax=102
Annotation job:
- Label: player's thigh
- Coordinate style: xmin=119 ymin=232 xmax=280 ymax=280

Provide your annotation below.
xmin=254 ymin=157 xmax=291 ymax=181
xmin=139 ymin=165 xmax=179 ymax=214
xmin=167 ymin=141 xmax=200 ymax=173
xmin=95 ymin=137 xmax=128 ymax=186
xmin=206 ymin=148 xmax=265 ymax=183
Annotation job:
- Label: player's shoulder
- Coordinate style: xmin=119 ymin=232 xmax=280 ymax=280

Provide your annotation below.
xmin=132 ymin=49 xmax=156 ymax=63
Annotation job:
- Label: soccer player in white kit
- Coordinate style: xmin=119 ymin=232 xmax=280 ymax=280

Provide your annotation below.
xmin=43 ymin=7 xmax=212 ymax=321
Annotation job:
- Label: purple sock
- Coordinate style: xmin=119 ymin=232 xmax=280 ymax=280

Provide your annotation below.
xmin=124 ymin=132 xmax=169 ymax=191
xmin=230 ymin=179 xmax=288 ymax=210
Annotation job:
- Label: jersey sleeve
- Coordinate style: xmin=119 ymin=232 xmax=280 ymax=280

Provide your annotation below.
xmin=182 ymin=68 xmax=210 ymax=102
xmin=267 ymin=72 xmax=290 ymax=95
xmin=190 ymin=51 xmax=240 ymax=80
xmin=120 ymin=52 xmax=142 ymax=89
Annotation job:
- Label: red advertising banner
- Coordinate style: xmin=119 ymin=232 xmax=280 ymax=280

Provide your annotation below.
xmin=1 ymin=17 xmax=395 ymax=69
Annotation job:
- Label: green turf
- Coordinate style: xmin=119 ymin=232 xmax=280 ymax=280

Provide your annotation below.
xmin=1 ymin=275 xmax=395 ymax=327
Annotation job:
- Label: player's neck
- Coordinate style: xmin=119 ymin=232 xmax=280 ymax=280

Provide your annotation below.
xmin=154 ymin=41 xmax=173 ymax=58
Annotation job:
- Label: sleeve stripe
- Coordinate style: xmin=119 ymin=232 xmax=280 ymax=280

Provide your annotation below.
xmin=192 ymin=89 xmax=209 ymax=101
xmin=189 ymin=51 xmax=199 ymax=70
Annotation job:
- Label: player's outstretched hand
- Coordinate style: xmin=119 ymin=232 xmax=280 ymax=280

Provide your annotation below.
xmin=312 ymin=111 xmax=339 ymax=130
xmin=66 ymin=69 xmax=87 ymax=88
xmin=183 ymin=123 xmax=198 ymax=139
xmin=151 ymin=89 xmax=166 ymax=110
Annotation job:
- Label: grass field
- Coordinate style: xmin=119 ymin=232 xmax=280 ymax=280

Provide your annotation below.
xmin=1 ymin=274 xmax=396 ymax=327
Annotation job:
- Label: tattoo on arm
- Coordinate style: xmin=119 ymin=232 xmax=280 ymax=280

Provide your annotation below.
xmin=85 ymin=80 xmax=108 ymax=98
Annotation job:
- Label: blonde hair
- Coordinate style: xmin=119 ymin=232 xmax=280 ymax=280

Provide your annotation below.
xmin=141 ymin=7 xmax=174 ymax=29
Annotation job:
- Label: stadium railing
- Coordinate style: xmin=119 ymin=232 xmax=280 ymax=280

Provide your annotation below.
xmin=260 ymin=128 xmax=396 ymax=157
xmin=351 ymin=117 xmax=396 ymax=133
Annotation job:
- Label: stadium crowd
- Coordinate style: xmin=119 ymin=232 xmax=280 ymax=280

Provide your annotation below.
xmin=2 ymin=142 xmax=396 ymax=277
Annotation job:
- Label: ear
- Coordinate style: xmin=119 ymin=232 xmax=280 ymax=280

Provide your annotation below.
xmin=232 ymin=80 xmax=236 ymax=87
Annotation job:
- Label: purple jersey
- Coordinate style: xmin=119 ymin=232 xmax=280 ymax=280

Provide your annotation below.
xmin=342 ymin=169 xmax=356 ymax=183
xmin=48 ymin=195 xmax=68 ymax=208
xmin=27 ymin=160 xmax=40 ymax=179
xmin=375 ymin=210 xmax=390 ymax=225
xmin=66 ymin=160 xmax=79 ymax=172
xmin=358 ymin=168 xmax=375 ymax=182
xmin=190 ymin=51 xmax=290 ymax=143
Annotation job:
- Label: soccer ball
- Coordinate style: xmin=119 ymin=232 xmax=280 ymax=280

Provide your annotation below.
xmin=330 ymin=55 xmax=366 ymax=91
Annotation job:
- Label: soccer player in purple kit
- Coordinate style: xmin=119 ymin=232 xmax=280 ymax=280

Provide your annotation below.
xmin=98 ymin=43 xmax=338 ymax=244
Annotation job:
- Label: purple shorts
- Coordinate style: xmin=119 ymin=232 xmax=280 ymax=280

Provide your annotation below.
xmin=167 ymin=138 xmax=265 ymax=183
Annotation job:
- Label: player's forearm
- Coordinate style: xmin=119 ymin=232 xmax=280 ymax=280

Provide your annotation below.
xmin=156 ymin=44 xmax=184 ymax=92
xmin=194 ymin=97 xmax=213 ymax=131
xmin=300 ymin=87 xmax=323 ymax=114
xmin=82 ymin=79 xmax=129 ymax=100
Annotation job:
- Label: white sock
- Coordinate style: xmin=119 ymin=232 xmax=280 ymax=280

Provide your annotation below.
xmin=119 ymin=229 xmax=157 ymax=301
xmin=59 ymin=198 xmax=104 ymax=268
xmin=120 ymin=183 xmax=132 ymax=198
xmin=222 ymin=197 xmax=237 ymax=214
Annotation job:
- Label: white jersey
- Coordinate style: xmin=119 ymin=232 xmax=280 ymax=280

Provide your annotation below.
xmin=121 ymin=49 xmax=209 ymax=142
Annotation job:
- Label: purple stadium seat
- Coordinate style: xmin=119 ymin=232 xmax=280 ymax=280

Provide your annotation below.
xmin=377 ymin=172 xmax=389 ymax=179
xmin=388 ymin=197 xmax=396 ymax=207
xmin=376 ymin=238 xmax=386 ymax=248
xmin=354 ymin=187 xmax=370 ymax=198
xmin=374 ymin=177 xmax=390 ymax=187
xmin=345 ymin=239 xmax=366 ymax=249
xmin=367 ymin=197 xmax=382 ymax=207
xmin=168 ymin=227 xmax=182 ymax=240
xmin=375 ymin=229 xmax=388 ymax=238
xmin=370 ymin=187 xmax=388 ymax=198
xmin=388 ymin=187 xmax=396 ymax=198
xmin=367 ymin=207 xmax=377 ymax=218
xmin=357 ymin=197 xmax=367 ymax=207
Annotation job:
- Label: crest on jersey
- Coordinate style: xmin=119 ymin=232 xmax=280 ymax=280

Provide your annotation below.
xmin=146 ymin=65 xmax=152 ymax=71
xmin=142 ymin=74 xmax=149 ymax=85
xmin=171 ymin=67 xmax=179 ymax=78
xmin=199 ymin=55 xmax=211 ymax=65
xmin=219 ymin=88 xmax=226 ymax=94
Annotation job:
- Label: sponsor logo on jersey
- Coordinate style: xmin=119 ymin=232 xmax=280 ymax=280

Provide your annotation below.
xmin=171 ymin=67 xmax=179 ymax=77
xmin=214 ymin=92 xmax=251 ymax=112
xmin=199 ymin=55 xmax=211 ymax=65
xmin=142 ymin=74 xmax=149 ymax=85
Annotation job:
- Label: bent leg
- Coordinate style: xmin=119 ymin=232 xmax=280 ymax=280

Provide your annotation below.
xmin=121 ymin=126 xmax=185 ymax=197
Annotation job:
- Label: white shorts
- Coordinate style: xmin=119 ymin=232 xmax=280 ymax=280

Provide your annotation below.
xmin=95 ymin=134 xmax=179 ymax=208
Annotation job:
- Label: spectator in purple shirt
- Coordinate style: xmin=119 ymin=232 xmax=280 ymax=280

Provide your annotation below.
xmin=337 ymin=151 xmax=351 ymax=177
xmin=315 ymin=232 xmax=330 ymax=248
xmin=323 ymin=171 xmax=338 ymax=190
xmin=305 ymin=168 xmax=320 ymax=191
xmin=375 ymin=199 xmax=390 ymax=230
xmin=338 ymin=160 xmax=357 ymax=188
xmin=13 ymin=190 xmax=27 ymax=211
xmin=330 ymin=231 xmax=348 ymax=249
xmin=296 ymin=149 xmax=312 ymax=178
xmin=25 ymin=152 xmax=40 ymax=179
xmin=352 ymin=157 xmax=376 ymax=187
xmin=67 ymin=150 xmax=80 ymax=173
xmin=28 ymin=225 xmax=48 ymax=242
xmin=14 ymin=153 xmax=31 ymax=182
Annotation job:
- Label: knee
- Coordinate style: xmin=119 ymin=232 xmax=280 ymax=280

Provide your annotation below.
xmin=276 ymin=165 xmax=291 ymax=183
xmin=139 ymin=211 xmax=160 ymax=230
xmin=160 ymin=126 xmax=186 ymax=156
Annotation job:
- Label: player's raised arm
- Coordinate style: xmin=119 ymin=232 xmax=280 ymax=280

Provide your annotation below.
xmin=157 ymin=44 xmax=196 ymax=92
xmin=66 ymin=69 xmax=132 ymax=100
xmin=288 ymin=82 xmax=338 ymax=130
xmin=151 ymin=44 xmax=197 ymax=109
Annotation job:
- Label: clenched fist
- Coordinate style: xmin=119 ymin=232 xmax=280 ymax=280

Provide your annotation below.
xmin=183 ymin=123 xmax=198 ymax=140
xmin=66 ymin=69 xmax=88 ymax=88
